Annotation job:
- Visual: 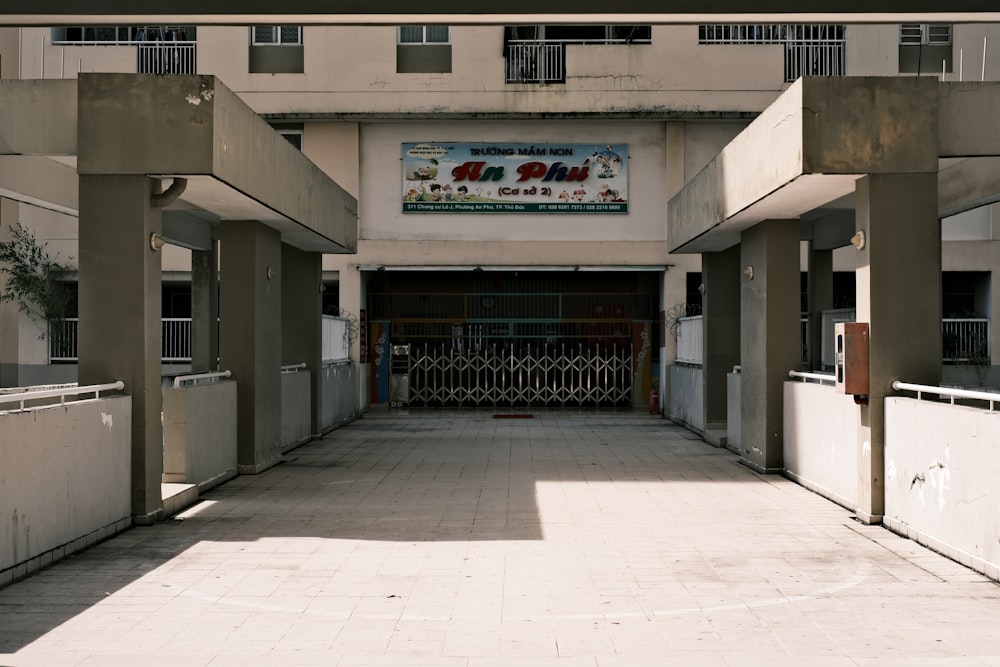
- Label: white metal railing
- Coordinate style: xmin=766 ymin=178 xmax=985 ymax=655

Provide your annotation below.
xmin=788 ymin=370 xmax=836 ymax=385
xmin=698 ymin=24 xmax=845 ymax=45
xmin=893 ymin=380 xmax=1000 ymax=412
xmin=136 ymin=42 xmax=196 ymax=74
xmin=505 ymin=42 xmax=564 ymax=83
xmin=322 ymin=315 xmax=350 ymax=363
xmin=281 ymin=363 xmax=307 ymax=374
xmin=172 ymin=370 xmax=230 ymax=388
xmin=162 ymin=318 xmax=192 ymax=362
xmin=943 ymin=318 xmax=990 ymax=363
xmin=784 ymin=41 xmax=846 ymax=81
xmin=50 ymin=317 xmax=193 ymax=363
xmin=0 ymin=381 xmax=125 ymax=412
xmin=675 ymin=315 xmax=704 ymax=365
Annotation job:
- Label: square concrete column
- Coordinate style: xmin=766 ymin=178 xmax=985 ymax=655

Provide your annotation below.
xmin=339 ymin=265 xmax=366 ymax=410
xmin=701 ymin=245 xmax=740 ymax=444
xmin=739 ymin=219 xmax=800 ymax=472
xmin=190 ymin=239 xmax=219 ymax=372
xmin=854 ymin=173 xmax=941 ymax=524
xmin=218 ymin=221 xmax=282 ymax=474
xmin=0 ymin=198 xmax=21 ymax=387
xmin=77 ymin=175 xmax=163 ymax=523
xmin=281 ymin=244 xmax=322 ymax=435
xmin=807 ymin=245 xmax=833 ymax=371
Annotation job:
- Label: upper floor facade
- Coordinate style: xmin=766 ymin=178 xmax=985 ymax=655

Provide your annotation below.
xmin=3 ymin=22 xmax=1000 ymax=118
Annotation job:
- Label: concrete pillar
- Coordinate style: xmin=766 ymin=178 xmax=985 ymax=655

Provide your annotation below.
xmin=807 ymin=245 xmax=833 ymax=371
xmin=281 ymin=244 xmax=322 ymax=435
xmin=702 ymin=245 xmax=741 ymax=444
xmin=218 ymin=221 xmax=282 ymax=474
xmin=77 ymin=175 xmax=163 ymax=523
xmin=0 ymin=198 xmax=20 ymax=387
xmin=739 ymin=219 xmax=800 ymax=472
xmin=854 ymin=173 xmax=941 ymax=524
xmin=339 ymin=265 xmax=366 ymax=410
xmin=190 ymin=239 xmax=219 ymax=372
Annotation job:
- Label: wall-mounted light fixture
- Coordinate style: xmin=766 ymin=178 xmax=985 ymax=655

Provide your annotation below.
xmin=743 ymin=266 xmax=754 ymax=280
xmin=149 ymin=233 xmax=166 ymax=251
xmin=266 ymin=266 xmax=277 ymax=280
xmin=697 ymin=283 xmax=706 ymax=294
xmin=850 ymin=231 xmax=866 ymax=250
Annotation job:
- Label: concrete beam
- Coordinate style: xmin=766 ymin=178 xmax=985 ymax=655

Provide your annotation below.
xmin=668 ymin=77 xmax=939 ymax=254
xmin=939 ymin=82 xmax=1000 ymax=158
xmin=939 ymin=156 xmax=1000 ymax=218
xmin=0 ymin=156 xmax=77 ymax=216
xmin=1 ymin=2 xmax=999 ymax=24
xmin=0 ymin=80 xmax=76 ymax=156
xmin=77 ymin=74 xmax=357 ymax=254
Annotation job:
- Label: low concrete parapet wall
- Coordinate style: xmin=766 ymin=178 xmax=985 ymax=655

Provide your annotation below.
xmin=322 ymin=361 xmax=357 ymax=431
xmin=783 ymin=380 xmax=859 ymax=511
xmin=162 ymin=380 xmax=237 ymax=491
xmin=0 ymin=396 xmax=132 ymax=588
xmin=668 ymin=364 xmax=704 ymax=433
xmin=282 ymin=370 xmax=312 ymax=450
xmin=884 ymin=397 xmax=1000 ymax=582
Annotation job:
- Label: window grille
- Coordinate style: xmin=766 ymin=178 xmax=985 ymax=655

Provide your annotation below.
xmin=251 ymin=26 xmax=303 ymax=45
xmin=900 ymin=24 xmax=952 ymax=45
xmin=399 ymin=25 xmax=450 ymax=44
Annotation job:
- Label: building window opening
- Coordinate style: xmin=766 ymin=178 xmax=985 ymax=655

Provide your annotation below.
xmin=251 ymin=26 xmax=303 ymax=45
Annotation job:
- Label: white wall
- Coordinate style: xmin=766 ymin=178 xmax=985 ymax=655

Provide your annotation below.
xmin=162 ymin=380 xmax=237 ymax=490
xmin=783 ymin=380 xmax=860 ymax=510
xmin=0 ymin=396 xmax=132 ymax=585
xmin=321 ymin=361 xmax=357 ymax=430
xmin=884 ymin=397 xmax=1000 ymax=581
xmin=669 ymin=364 xmax=704 ymax=432
xmin=281 ymin=370 xmax=311 ymax=450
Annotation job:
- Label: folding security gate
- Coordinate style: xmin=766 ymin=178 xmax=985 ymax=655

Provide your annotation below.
xmin=409 ymin=342 xmax=633 ymax=408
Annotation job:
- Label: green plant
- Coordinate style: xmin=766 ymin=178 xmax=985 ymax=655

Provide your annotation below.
xmin=0 ymin=223 xmax=74 ymax=336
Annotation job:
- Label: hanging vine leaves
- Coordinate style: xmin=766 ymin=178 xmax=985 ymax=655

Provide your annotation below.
xmin=0 ymin=223 xmax=75 ymax=335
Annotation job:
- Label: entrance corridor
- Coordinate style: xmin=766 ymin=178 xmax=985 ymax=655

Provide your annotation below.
xmin=2 ymin=411 xmax=1000 ymax=666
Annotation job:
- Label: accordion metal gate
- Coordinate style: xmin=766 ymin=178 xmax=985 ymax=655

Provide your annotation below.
xmin=409 ymin=342 xmax=633 ymax=408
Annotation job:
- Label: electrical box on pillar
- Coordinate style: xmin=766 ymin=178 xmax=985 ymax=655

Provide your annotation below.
xmin=835 ymin=322 xmax=870 ymax=402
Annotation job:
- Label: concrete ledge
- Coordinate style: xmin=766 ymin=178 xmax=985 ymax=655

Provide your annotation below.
xmin=782 ymin=469 xmax=857 ymax=514
xmin=238 ymin=453 xmax=283 ymax=475
xmin=884 ymin=516 xmax=1000 ymax=583
xmin=0 ymin=517 xmax=132 ymax=591
xmin=162 ymin=483 xmax=199 ymax=518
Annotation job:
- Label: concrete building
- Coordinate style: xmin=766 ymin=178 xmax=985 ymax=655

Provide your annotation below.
xmin=3 ymin=14 xmax=1000 ymax=585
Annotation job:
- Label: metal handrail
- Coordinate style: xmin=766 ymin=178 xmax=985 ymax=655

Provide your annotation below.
xmin=281 ymin=363 xmax=307 ymax=373
xmin=0 ymin=381 xmax=125 ymax=411
xmin=789 ymin=370 xmax=837 ymax=385
xmin=172 ymin=370 xmax=231 ymax=388
xmin=892 ymin=380 xmax=1000 ymax=411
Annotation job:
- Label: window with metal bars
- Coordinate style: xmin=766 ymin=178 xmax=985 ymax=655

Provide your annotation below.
xmin=398 ymin=25 xmax=450 ymax=44
xmin=251 ymin=26 xmax=302 ymax=45
xmin=900 ymin=24 xmax=952 ymax=45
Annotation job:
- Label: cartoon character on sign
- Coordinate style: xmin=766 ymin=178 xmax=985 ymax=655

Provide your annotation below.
xmin=587 ymin=146 xmax=623 ymax=179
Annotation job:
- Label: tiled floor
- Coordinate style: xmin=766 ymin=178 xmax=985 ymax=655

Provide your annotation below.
xmin=2 ymin=409 xmax=1000 ymax=666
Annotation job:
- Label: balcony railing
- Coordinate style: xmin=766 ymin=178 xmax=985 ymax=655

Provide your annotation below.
xmin=505 ymin=42 xmax=565 ymax=84
xmin=784 ymin=41 xmax=846 ymax=81
xmin=137 ymin=41 xmax=197 ymax=74
xmin=943 ymin=318 xmax=990 ymax=363
xmin=49 ymin=317 xmax=192 ymax=363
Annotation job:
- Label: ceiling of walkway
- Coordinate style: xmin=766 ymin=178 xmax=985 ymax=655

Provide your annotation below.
xmin=1 ymin=2 xmax=999 ymax=24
